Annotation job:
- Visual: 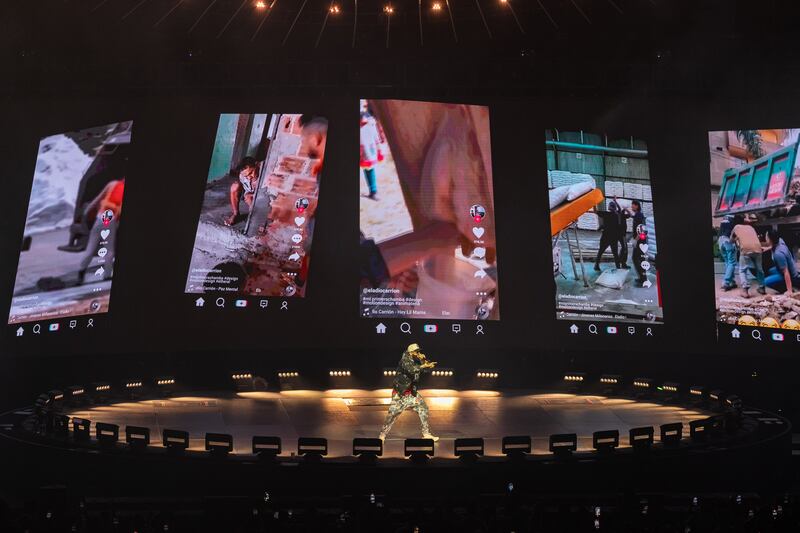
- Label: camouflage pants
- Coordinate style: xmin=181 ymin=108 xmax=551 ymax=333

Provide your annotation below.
xmin=380 ymin=392 xmax=430 ymax=436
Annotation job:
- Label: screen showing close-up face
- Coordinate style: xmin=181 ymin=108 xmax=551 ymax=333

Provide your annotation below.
xmin=709 ymin=129 xmax=800 ymax=342
xmin=8 ymin=121 xmax=132 ymax=326
xmin=546 ymin=130 xmax=663 ymax=327
xmin=184 ymin=113 xmax=328 ymax=300
xmin=358 ymin=99 xmax=499 ymax=322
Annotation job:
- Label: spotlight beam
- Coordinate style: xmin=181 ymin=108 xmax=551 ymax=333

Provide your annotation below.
xmin=385 ymin=10 xmax=391 ymax=48
xmin=418 ymin=0 xmax=423 ymax=46
xmin=444 ymin=0 xmax=458 ymax=42
xmin=315 ymin=1 xmax=335 ymax=48
xmin=154 ymin=0 xmax=186 ymax=28
xmin=121 ymin=0 xmax=150 ymax=21
xmin=536 ymin=0 xmax=558 ymax=29
xmin=605 ymin=0 xmax=623 ymax=14
xmin=251 ymin=1 xmax=278 ymax=41
xmin=91 ymin=0 xmax=112 ymax=13
xmin=216 ymin=0 xmax=250 ymax=39
xmin=189 ymin=0 xmax=219 ymax=34
xmin=473 ymin=0 xmax=491 ymax=39
xmin=569 ymin=0 xmax=592 ymax=24
xmin=352 ymin=0 xmax=358 ymax=48
xmin=282 ymin=0 xmax=309 ymax=45
xmin=505 ymin=0 xmax=524 ymax=34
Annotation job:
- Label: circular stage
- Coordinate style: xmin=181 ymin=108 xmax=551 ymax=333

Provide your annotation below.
xmin=64 ymin=389 xmax=712 ymax=459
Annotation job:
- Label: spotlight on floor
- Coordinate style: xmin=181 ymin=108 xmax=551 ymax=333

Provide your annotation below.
xmin=632 ymin=377 xmax=653 ymax=396
xmin=454 ymin=438 xmax=484 ymax=461
xmin=563 ymin=372 xmax=585 ymax=391
xmin=549 ymin=433 xmax=577 ymax=457
xmin=72 ymin=418 xmax=90 ymax=442
xmin=205 ymin=433 xmax=233 ymax=456
xmin=599 ymin=374 xmax=622 ymax=393
xmin=353 ymin=438 xmax=383 ymax=462
xmin=253 ymin=436 xmax=281 ymax=458
xmin=502 ymin=435 xmax=531 ymax=458
xmin=125 ymin=425 xmax=150 ymax=449
xmin=689 ymin=418 xmax=710 ymax=442
xmin=163 ymin=429 xmax=190 ymax=452
xmin=96 ymin=422 xmax=119 ymax=447
xmin=404 ymin=438 xmax=434 ymax=462
xmin=660 ymin=422 xmax=683 ymax=447
xmin=592 ymin=430 xmax=619 ymax=453
xmin=298 ymin=437 xmax=328 ymax=461
xmin=629 ymin=426 xmax=654 ymax=450
xmin=231 ymin=372 xmax=255 ymax=391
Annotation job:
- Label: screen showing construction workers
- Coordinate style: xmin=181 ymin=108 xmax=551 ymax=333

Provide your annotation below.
xmin=185 ymin=113 xmax=328 ymax=302
xmin=358 ymin=99 xmax=499 ymax=321
xmin=8 ymin=121 xmax=132 ymax=329
xmin=546 ymin=130 xmax=664 ymax=328
xmin=710 ymin=129 xmax=800 ymax=342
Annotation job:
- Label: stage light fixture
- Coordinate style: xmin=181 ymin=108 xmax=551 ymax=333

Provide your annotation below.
xmin=298 ymin=437 xmax=328 ymax=460
xmin=205 ymin=433 xmax=233 ymax=455
xmin=96 ymin=422 xmax=119 ymax=446
xmin=660 ymin=422 xmax=683 ymax=446
xmin=125 ymin=380 xmax=143 ymax=389
xmin=382 ymin=368 xmax=397 ymax=377
xmin=232 ymin=372 xmax=253 ymax=380
xmin=629 ymin=426 xmax=654 ymax=450
xmin=163 ymin=429 xmax=190 ymax=451
xmin=725 ymin=394 xmax=742 ymax=410
xmin=253 ymin=436 xmax=281 ymax=457
xmin=502 ymin=435 xmax=531 ymax=457
xmin=328 ymin=370 xmax=351 ymax=377
xmin=255 ymin=0 xmax=268 ymax=9
xmin=232 ymin=372 xmax=256 ymax=392
xmin=404 ymin=438 xmax=435 ymax=460
xmin=156 ymin=377 xmax=175 ymax=386
xmin=48 ymin=390 xmax=64 ymax=404
xmin=329 ymin=4 xmax=340 ymax=14
xmin=563 ymin=372 xmax=585 ymax=382
xmin=454 ymin=438 xmax=484 ymax=460
xmin=126 ymin=425 xmax=150 ymax=448
xmin=689 ymin=385 xmax=705 ymax=399
xmin=689 ymin=418 xmax=711 ymax=442
xmin=633 ymin=377 xmax=653 ymax=390
xmin=72 ymin=418 xmax=90 ymax=442
xmin=661 ymin=382 xmax=679 ymax=393
xmin=353 ymin=438 xmax=383 ymax=458
xmin=592 ymin=430 xmax=619 ymax=453
xmin=600 ymin=374 xmax=621 ymax=385
xmin=476 ymin=370 xmax=499 ymax=379
xmin=549 ymin=433 xmax=577 ymax=455
xmin=432 ymin=1 xmax=442 ymax=10
xmin=709 ymin=389 xmax=723 ymax=403
xmin=383 ymin=4 xmax=394 ymax=14
xmin=93 ymin=382 xmax=111 ymax=393
xmin=277 ymin=371 xmax=299 ymax=379
xmin=431 ymin=368 xmax=454 ymax=377
xmin=66 ymin=386 xmax=85 ymax=400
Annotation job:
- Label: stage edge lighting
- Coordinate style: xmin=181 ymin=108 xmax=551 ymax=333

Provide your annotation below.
xmin=72 ymin=418 xmax=90 ymax=442
xmin=404 ymin=438 xmax=435 ymax=460
xmin=382 ymin=368 xmax=397 ymax=377
xmin=253 ymin=436 xmax=281 ymax=457
xmin=502 ymin=435 xmax=531 ymax=457
xmin=431 ymin=368 xmax=454 ymax=378
xmin=328 ymin=370 xmax=351 ymax=377
xmin=277 ymin=371 xmax=299 ymax=379
xmin=689 ymin=418 xmax=710 ymax=441
xmin=126 ymin=426 xmax=150 ymax=448
xmin=163 ymin=429 xmax=189 ymax=451
xmin=298 ymin=437 xmax=328 ymax=460
xmin=96 ymin=422 xmax=119 ymax=446
xmin=592 ymin=430 xmax=619 ymax=453
xmin=629 ymin=426 xmax=654 ymax=450
xmin=660 ymin=422 xmax=683 ymax=446
xmin=476 ymin=370 xmax=499 ymax=379
xmin=205 ymin=433 xmax=233 ymax=455
xmin=353 ymin=438 xmax=383 ymax=459
xmin=549 ymin=433 xmax=577 ymax=455
xmin=454 ymin=438 xmax=484 ymax=460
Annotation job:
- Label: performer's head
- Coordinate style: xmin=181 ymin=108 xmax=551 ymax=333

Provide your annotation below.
xmin=407 ymin=343 xmax=422 ymax=357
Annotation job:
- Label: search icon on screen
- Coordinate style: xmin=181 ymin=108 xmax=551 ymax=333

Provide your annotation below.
xmin=751 ymin=329 xmax=762 ymax=341
xmin=400 ymin=322 xmax=411 ymax=334
xmin=588 ymin=324 xmax=598 ymax=335
xmin=216 ymin=298 xmax=225 ymax=308
xmin=32 ymin=324 xmax=41 ymax=334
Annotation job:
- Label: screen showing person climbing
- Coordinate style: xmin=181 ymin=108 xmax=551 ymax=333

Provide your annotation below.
xmin=358 ymin=99 xmax=499 ymax=322
xmin=710 ymin=129 xmax=800 ymax=344
xmin=8 ymin=121 xmax=133 ymax=328
xmin=185 ymin=113 xmax=328 ymax=302
xmin=546 ymin=129 xmax=664 ymax=331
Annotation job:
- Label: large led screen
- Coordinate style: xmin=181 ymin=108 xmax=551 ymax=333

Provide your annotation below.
xmin=546 ymin=130 xmax=663 ymax=326
xmin=185 ymin=113 xmax=328 ymax=300
xmin=8 ymin=121 xmax=133 ymax=325
xmin=358 ymin=99 xmax=499 ymax=321
xmin=710 ymin=129 xmax=800 ymax=339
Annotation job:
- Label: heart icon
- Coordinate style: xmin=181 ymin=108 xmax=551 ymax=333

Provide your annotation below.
xmin=291 ymin=234 xmax=303 ymax=244
xmin=472 ymin=227 xmax=485 ymax=238
xmin=294 ymin=217 xmax=305 ymax=226
xmin=474 ymin=269 xmax=487 ymax=279
xmin=474 ymin=247 xmax=486 ymax=259
xmin=100 ymin=229 xmax=110 ymax=240
xmin=639 ymin=243 xmax=648 ymax=253
xmin=642 ymin=280 xmax=652 ymax=288
xmin=640 ymin=260 xmax=651 ymax=271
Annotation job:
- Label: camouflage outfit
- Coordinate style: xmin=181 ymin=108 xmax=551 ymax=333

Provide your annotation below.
xmin=380 ymin=349 xmax=432 ymax=437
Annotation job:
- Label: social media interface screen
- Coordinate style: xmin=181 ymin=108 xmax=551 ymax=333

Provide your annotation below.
xmin=358 ymin=100 xmax=500 ymax=321
xmin=546 ymin=129 xmax=664 ymax=325
xmin=184 ymin=113 xmax=328 ymax=299
xmin=8 ymin=121 xmax=133 ymax=325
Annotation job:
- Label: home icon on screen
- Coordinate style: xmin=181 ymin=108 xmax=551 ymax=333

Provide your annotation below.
xmin=195 ymin=297 xmax=205 ymax=307
xmin=375 ymin=323 xmax=387 ymax=334
xmin=569 ymin=324 xmax=579 ymax=334
xmin=15 ymin=327 xmax=23 ymax=337
xmin=731 ymin=328 xmax=741 ymax=339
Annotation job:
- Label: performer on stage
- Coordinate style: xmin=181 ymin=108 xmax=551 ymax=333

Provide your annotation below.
xmin=379 ymin=343 xmax=439 ymax=441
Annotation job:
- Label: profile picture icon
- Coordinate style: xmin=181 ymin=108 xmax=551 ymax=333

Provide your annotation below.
xmin=470 ymin=204 xmax=486 ymax=223
xmin=284 ymin=284 xmax=297 ymax=297
xmin=295 ymin=197 xmax=310 ymax=213
xmin=101 ymin=209 xmax=114 ymax=226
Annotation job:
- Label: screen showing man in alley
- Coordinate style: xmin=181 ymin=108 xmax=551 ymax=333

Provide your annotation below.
xmin=185 ymin=113 xmax=328 ymax=299
xmin=710 ymin=129 xmax=800 ymax=335
xmin=358 ymin=99 xmax=500 ymax=321
xmin=546 ymin=130 xmax=663 ymax=325
xmin=8 ymin=121 xmax=133 ymax=325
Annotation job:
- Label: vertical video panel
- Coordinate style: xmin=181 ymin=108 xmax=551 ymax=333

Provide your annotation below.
xmin=185 ymin=113 xmax=328 ymax=299
xmin=8 ymin=121 xmax=133 ymax=325
xmin=710 ymin=129 xmax=800 ymax=341
xmin=546 ymin=130 xmax=663 ymax=326
xmin=358 ymin=100 xmax=499 ymax=321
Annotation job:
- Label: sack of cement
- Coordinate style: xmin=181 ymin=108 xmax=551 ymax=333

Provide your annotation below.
xmin=624 ymin=182 xmax=643 ymax=199
xmin=577 ymin=212 xmax=600 ymax=231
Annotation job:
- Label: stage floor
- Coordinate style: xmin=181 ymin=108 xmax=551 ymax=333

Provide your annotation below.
xmin=66 ymin=389 xmax=711 ymax=458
